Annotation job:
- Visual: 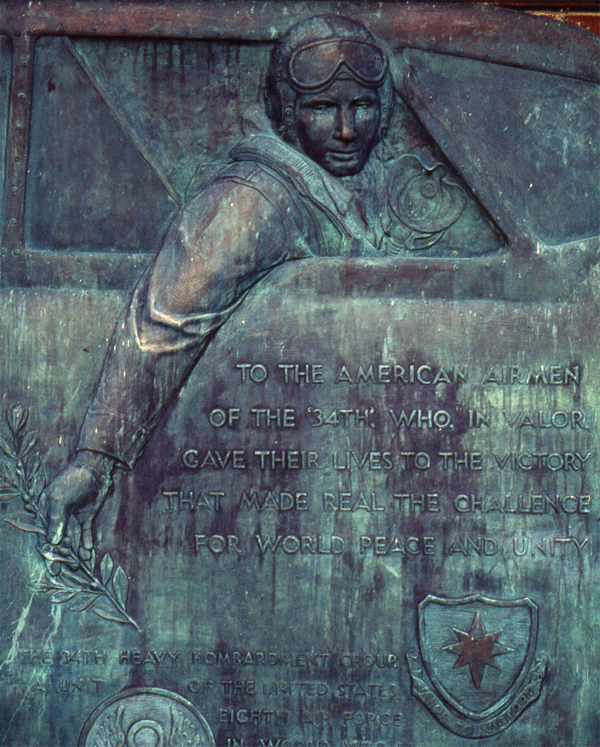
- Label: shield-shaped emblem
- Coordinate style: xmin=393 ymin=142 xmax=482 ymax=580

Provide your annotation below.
xmin=418 ymin=594 xmax=538 ymax=721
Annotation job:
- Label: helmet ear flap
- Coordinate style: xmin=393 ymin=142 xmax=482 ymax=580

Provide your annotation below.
xmin=264 ymin=87 xmax=275 ymax=123
xmin=266 ymin=81 xmax=297 ymax=141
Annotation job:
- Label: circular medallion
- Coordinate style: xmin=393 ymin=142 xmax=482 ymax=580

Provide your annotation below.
xmin=78 ymin=687 xmax=215 ymax=747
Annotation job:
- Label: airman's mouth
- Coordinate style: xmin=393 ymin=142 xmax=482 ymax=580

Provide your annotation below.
xmin=328 ymin=150 xmax=360 ymax=160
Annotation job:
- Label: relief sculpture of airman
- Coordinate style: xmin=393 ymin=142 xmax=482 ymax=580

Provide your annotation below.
xmin=0 ymin=3 xmax=598 ymax=746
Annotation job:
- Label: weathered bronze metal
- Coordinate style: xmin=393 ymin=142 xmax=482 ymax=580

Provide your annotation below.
xmin=0 ymin=2 xmax=598 ymax=745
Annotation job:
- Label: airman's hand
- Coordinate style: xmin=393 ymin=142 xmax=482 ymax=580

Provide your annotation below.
xmin=43 ymin=451 xmax=114 ymax=554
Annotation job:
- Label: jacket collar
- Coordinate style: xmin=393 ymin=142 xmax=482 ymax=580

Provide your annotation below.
xmin=231 ymin=129 xmax=386 ymax=248
xmin=232 ymin=133 xmax=353 ymax=213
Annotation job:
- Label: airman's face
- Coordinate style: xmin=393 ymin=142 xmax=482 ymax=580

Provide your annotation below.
xmin=294 ymin=78 xmax=381 ymax=177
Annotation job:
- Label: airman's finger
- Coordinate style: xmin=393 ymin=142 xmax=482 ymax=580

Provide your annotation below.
xmin=81 ymin=518 xmax=94 ymax=551
xmin=46 ymin=496 xmax=69 ymax=546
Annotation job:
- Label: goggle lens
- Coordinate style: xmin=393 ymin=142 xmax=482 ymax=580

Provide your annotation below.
xmin=289 ymin=40 xmax=386 ymax=90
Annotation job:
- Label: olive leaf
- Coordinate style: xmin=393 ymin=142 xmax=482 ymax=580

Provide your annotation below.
xmin=112 ymin=566 xmax=129 ymax=608
xmin=3 ymin=513 xmax=46 ymax=534
xmin=20 ymin=432 xmax=37 ymax=458
xmin=25 ymin=452 xmax=42 ymax=481
xmin=32 ymin=577 xmax=60 ymax=593
xmin=0 ymin=435 xmax=16 ymax=459
xmin=0 ymin=487 xmax=24 ymax=502
xmin=50 ymin=590 xmax=78 ymax=604
xmin=100 ymin=553 xmax=114 ymax=585
xmin=61 ymin=568 xmax=92 ymax=587
xmin=68 ymin=593 xmax=97 ymax=612
xmin=7 ymin=404 xmax=28 ymax=433
xmin=93 ymin=597 xmax=131 ymax=625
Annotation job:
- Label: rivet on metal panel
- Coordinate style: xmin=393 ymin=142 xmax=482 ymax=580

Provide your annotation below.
xmin=9 ymin=218 xmax=17 ymax=226
xmin=17 ymin=93 xmax=26 ymax=101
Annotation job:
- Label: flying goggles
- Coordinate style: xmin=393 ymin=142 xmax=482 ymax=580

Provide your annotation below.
xmin=288 ymin=39 xmax=388 ymax=91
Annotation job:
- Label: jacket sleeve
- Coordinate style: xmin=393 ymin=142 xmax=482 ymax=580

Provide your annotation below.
xmin=77 ymin=177 xmax=291 ymax=467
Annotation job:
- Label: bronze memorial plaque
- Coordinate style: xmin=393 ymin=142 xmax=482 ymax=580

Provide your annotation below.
xmin=0 ymin=2 xmax=598 ymax=745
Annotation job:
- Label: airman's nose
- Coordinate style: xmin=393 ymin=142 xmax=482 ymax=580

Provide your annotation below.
xmin=335 ymin=106 xmax=357 ymax=141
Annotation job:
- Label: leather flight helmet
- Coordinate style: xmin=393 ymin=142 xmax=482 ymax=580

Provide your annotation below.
xmin=266 ymin=15 xmax=393 ymax=143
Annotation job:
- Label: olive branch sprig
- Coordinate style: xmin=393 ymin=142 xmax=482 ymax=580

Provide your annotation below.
xmin=1 ymin=405 xmax=141 ymax=632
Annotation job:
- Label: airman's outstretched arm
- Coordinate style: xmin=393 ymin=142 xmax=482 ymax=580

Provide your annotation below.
xmin=45 ymin=174 xmax=295 ymax=547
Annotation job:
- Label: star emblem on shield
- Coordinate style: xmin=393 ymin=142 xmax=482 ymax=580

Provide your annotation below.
xmin=406 ymin=594 xmax=548 ymax=738
xmin=443 ymin=610 xmax=514 ymax=688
